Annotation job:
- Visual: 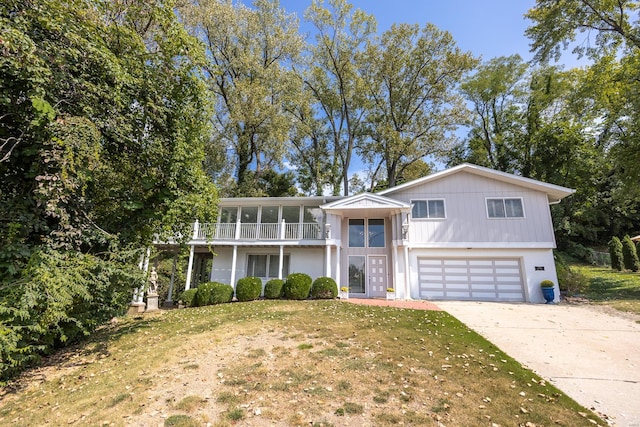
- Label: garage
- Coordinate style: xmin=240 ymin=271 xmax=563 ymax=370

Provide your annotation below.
xmin=417 ymin=258 xmax=525 ymax=301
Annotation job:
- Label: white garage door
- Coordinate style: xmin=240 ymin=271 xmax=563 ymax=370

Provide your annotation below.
xmin=418 ymin=258 xmax=525 ymax=301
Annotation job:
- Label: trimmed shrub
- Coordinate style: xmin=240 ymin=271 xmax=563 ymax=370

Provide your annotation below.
xmin=210 ymin=282 xmax=234 ymax=304
xmin=194 ymin=282 xmax=216 ymax=306
xmin=622 ymin=235 xmax=640 ymax=272
xmin=195 ymin=282 xmax=233 ymax=306
xmin=310 ymin=277 xmax=338 ymax=299
xmin=180 ymin=289 xmax=198 ymax=307
xmin=283 ymin=273 xmax=312 ymax=300
xmin=236 ymin=276 xmax=262 ymax=302
xmin=609 ymin=237 xmax=624 ymax=271
xmin=264 ymin=279 xmax=284 ymax=299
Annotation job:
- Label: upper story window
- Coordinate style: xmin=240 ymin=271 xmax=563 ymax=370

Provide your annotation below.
xmin=487 ymin=198 xmax=524 ymax=218
xmin=349 ymin=219 xmax=385 ymax=247
xmin=411 ymin=199 xmax=446 ymax=219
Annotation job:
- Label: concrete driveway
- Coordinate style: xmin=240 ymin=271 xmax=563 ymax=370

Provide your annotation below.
xmin=435 ymin=301 xmax=640 ymax=426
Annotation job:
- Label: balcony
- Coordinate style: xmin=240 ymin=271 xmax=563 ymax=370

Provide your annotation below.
xmin=194 ymin=222 xmax=324 ymax=242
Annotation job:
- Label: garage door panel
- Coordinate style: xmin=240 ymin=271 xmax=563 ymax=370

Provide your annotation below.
xmin=418 ymin=257 xmax=525 ymax=302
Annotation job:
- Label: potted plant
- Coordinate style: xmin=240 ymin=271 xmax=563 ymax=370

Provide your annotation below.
xmin=386 ymin=287 xmax=395 ymax=300
xmin=339 ymin=287 xmax=349 ymax=300
xmin=540 ymin=280 xmax=555 ymax=304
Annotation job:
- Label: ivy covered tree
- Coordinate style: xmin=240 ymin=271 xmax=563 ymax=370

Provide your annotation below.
xmin=621 ymin=235 xmax=640 ymax=272
xmin=608 ymin=237 xmax=624 ymax=271
xmin=0 ymin=0 xmax=217 ymax=381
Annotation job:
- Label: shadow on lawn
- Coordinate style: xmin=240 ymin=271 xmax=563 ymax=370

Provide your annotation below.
xmin=581 ymin=267 xmax=640 ymax=301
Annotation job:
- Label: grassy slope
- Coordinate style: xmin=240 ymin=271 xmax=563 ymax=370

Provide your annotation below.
xmin=0 ymin=301 xmax=603 ymax=426
xmin=571 ymin=263 xmax=640 ymax=315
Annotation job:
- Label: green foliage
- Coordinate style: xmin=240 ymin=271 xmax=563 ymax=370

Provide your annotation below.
xmin=180 ymin=289 xmax=198 ymax=307
xmin=235 ymin=277 xmax=262 ymax=302
xmin=310 ymin=277 xmax=338 ymax=299
xmin=283 ymin=273 xmax=312 ymax=300
xmin=210 ymin=283 xmax=234 ymax=305
xmin=621 ymin=235 xmax=640 ymax=272
xmin=264 ymin=279 xmax=285 ymax=299
xmin=359 ymin=22 xmax=477 ymax=189
xmin=0 ymin=248 xmax=138 ymax=383
xmin=195 ymin=282 xmax=232 ymax=306
xmin=609 ymin=237 xmax=624 ymax=271
xmin=540 ymin=280 xmax=554 ymax=288
xmin=554 ymin=253 xmax=587 ymax=295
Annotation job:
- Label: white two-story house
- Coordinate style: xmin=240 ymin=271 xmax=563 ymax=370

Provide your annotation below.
xmin=165 ymin=163 xmax=574 ymax=304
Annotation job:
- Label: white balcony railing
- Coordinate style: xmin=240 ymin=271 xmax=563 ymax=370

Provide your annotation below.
xmin=195 ymin=222 xmax=322 ymax=241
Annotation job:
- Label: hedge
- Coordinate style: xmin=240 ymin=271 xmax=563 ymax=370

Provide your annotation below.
xmin=236 ymin=276 xmax=262 ymax=302
xmin=180 ymin=289 xmax=198 ymax=307
xmin=264 ymin=279 xmax=284 ymax=299
xmin=310 ymin=277 xmax=338 ymax=299
xmin=195 ymin=282 xmax=233 ymax=306
xmin=283 ymin=273 xmax=312 ymax=300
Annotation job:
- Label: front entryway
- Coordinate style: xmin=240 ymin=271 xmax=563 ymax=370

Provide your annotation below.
xmin=348 ymin=255 xmax=388 ymax=297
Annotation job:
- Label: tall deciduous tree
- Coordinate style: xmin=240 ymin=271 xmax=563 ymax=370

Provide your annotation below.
xmin=304 ymin=0 xmax=376 ymax=195
xmin=360 ymin=23 xmax=476 ymax=188
xmin=181 ymin=0 xmax=304 ymax=195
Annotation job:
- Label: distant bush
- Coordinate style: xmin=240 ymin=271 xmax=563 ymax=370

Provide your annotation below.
xmin=608 ymin=237 xmax=624 ymax=271
xmin=180 ymin=289 xmax=198 ymax=307
xmin=210 ymin=282 xmax=234 ymax=304
xmin=555 ymin=253 xmax=588 ymax=295
xmin=622 ymin=235 xmax=640 ymax=272
xmin=565 ymin=241 xmax=596 ymax=264
xmin=283 ymin=273 xmax=312 ymax=300
xmin=310 ymin=277 xmax=338 ymax=299
xmin=236 ymin=276 xmax=262 ymax=302
xmin=264 ymin=279 xmax=284 ymax=299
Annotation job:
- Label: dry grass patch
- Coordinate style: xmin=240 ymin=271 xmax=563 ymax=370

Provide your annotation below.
xmin=0 ymin=300 xmax=605 ymax=426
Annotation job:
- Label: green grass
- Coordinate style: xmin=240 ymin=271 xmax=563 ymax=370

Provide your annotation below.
xmin=571 ymin=264 xmax=640 ymax=315
xmin=0 ymin=300 xmax=604 ymax=426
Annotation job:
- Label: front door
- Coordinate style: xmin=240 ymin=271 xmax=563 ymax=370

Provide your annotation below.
xmin=368 ymin=256 xmax=387 ymax=297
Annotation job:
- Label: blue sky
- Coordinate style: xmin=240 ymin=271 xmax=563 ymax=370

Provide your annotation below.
xmin=279 ymin=0 xmax=541 ymax=64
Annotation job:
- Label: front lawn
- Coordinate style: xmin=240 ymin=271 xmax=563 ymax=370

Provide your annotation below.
xmin=571 ymin=264 xmax=640 ymax=315
xmin=0 ymin=300 xmax=603 ymax=426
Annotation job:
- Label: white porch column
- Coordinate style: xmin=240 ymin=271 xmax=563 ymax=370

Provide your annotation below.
xmin=185 ymin=244 xmax=195 ymax=290
xmin=325 ymin=244 xmax=331 ymax=277
xmin=392 ymin=245 xmax=399 ymax=298
xmin=230 ymin=245 xmax=238 ymax=290
xmin=403 ymin=245 xmax=411 ymax=300
xmin=335 ymin=244 xmax=341 ymax=286
xmin=278 ymin=245 xmax=284 ymax=279
xmin=166 ymin=254 xmax=177 ymax=304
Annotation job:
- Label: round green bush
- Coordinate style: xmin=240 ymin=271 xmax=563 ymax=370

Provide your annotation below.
xmin=283 ymin=273 xmax=312 ymax=300
xmin=210 ymin=282 xmax=234 ymax=304
xmin=179 ymin=288 xmax=198 ymax=307
xmin=310 ymin=276 xmax=338 ymax=299
xmin=264 ymin=279 xmax=284 ymax=299
xmin=195 ymin=282 xmax=233 ymax=306
xmin=236 ymin=276 xmax=262 ymax=302
xmin=194 ymin=282 xmax=216 ymax=306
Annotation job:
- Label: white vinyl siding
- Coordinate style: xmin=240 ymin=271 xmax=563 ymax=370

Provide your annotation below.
xmin=487 ymin=198 xmax=524 ymax=218
xmin=388 ymin=172 xmax=555 ymax=245
xmin=411 ymin=199 xmax=445 ymax=219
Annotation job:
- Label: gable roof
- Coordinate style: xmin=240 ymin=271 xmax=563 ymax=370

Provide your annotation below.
xmin=320 ymin=192 xmax=410 ymax=213
xmin=378 ymin=163 xmax=575 ymax=204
